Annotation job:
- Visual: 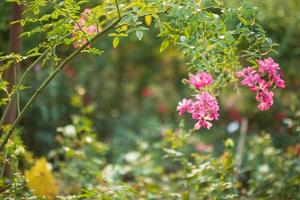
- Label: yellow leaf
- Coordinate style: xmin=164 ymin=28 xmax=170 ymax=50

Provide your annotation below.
xmin=113 ymin=37 xmax=120 ymax=48
xmin=145 ymin=15 xmax=152 ymax=27
xmin=207 ymin=44 xmax=215 ymax=51
xmin=160 ymin=39 xmax=170 ymax=52
xmin=25 ymin=158 xmax=57 ymax=200
xmin=118 ymin=25 xmax=128 ymax=32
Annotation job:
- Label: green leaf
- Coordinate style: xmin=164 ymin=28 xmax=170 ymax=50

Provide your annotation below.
xmin=160 ymin=39 xmax=169 ymax=52
xmin=266 ymin=38 xmax=272 ymax=45
xmin=6 ymin=0 xmax=21 ymax=4
xmin=237 ymin=16 xmax=249 ymax=25
xmin=33 ymin=7 xmax=40 ymax=15
xmin=136 ymin=31 xmax=143 ymax=41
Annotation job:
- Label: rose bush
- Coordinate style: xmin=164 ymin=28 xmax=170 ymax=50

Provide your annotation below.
xmin=0 ymin=0 xmax=299 ymax=199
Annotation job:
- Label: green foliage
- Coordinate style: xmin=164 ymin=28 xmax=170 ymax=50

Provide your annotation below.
xmin=0 ymin=0 xmax=299 ymax=199
xmin=158 ymin=0 xmax=276 ymax=92
xmin=0 ymin=0 xmax=274 ymax=113
xmin=1 ymin=111 xmax=300 ymax=199
xmin=0 ymin=172 xmax=36 ymax=199
xmin=244 ymin=134 xmax=300 ymax=199
xmin=0 ymin=132 xmax=35 ymax=199
xmin=49 ymin=111 xmax=108 ymax=192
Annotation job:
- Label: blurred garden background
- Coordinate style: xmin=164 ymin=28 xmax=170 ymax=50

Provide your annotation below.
xmin=0 ymin=0 xmax=300 ymax=199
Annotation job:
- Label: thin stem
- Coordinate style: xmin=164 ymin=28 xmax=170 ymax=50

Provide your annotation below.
xmin=0 ymin=147 xmax=8 ymax=177
xmin=114 ymin=9 xmax=168 ymax=30
xmin=0 ymin=49 xmax=50 ymax=126
xmin=0 ymin=18 xmax=120 ymax=151
xmin=48 ymin=47 xmax=56 ymax=75
xmin=115 ymin=0 xmax=121 ymax=19
xmin=19 ymin=49 xmax=50 ymax=86
xmin=47 ymin=0 xmax=90 ymax=43
xmin=25 ymin=1 xmax=48 ymax=34
xmin=14 ymin=62 xmax=20 ymax=115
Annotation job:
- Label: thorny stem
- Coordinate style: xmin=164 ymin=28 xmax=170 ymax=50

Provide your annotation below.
xmin=0 ymin=18 xmax=121 ymax=151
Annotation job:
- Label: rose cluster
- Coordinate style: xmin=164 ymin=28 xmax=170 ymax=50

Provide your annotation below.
xmin=72 ymin=9 xmax=98 ymax=48
xmin=177 ymin=92 xmax=219 ymax=129
xmin=188 ymin=72 xmax=213 ymax=89
xmin=236 ymin=57 xmax=285 ymax=110
xmin=177 ymin=72 xmax=219 ymax=129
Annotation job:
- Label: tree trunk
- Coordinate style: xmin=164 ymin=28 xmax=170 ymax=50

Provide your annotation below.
xmin=3 ymin=3 xmax=23 ymax=125
xmin=0 ymin=3 xmax=23 ymax=180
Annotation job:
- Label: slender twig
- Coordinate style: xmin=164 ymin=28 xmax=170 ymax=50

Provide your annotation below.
xmin=0 ymin=18 xmax=121 ymax=151
xmin=114 ymin=9 xmax=169 ymax=30
xmin=0 ymin=147 xmax=8 ymax=177
xmin=48 ymin=46 xmax=56 ymax=75
xmin=47 ymin=0 xmax=90 ymax=43
xmin=13 ymin=62 xmax=20 ymax=115
xmin=19 ymin=49 xmax=50 ymax=87
xmin=0 ymin=49 xmax=50 ymax=126
xmin=24 ymin=1 xmax=47 ymax=33
xmin=115 ymin=0 xmax=121 ymax=19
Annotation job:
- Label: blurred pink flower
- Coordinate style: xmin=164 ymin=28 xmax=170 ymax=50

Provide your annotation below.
xmin=63 ymin=65 xmax=76 ymax=79
xmin=229 ymin=109 xmax=242 ymax=122
xmin=195 ymin=143 xmax=214 ymax=152
xmin=258 ymin=57 xmax=285 ymax=88
xmin=188 ymin=72 xmax=213 ymax=89
xmin=159 ymin=104 xmax=168 ymax=113
xmin=236 ymin=67 xmax=260 ymax=88
xmin=34 ymin=63 xmax=42 ymax=72
xmin=258 ymin=57 xmax=280 ymax=76
xmin=86 ymin=25 xmax=97 ymax=35
xmin=83 ymin=8 xmax=92 ymax=14
xmin=256 ymin=90 xmax=274 ymax=111
xmin=177 ymin=98 xmax=193 ymax=116
xmin=141 ymin=87 xmax=152 ymax=97
xmin=247 ymin=79 xmax=272 ymax=94
xmin=193 ymin=92 xmax=219 ymax=129
xmin=275 ymin=112 xmax=285 ymax=121
xmin=72 ymin=8 xmax=98 ymax=48
xmin=194 ymin=118 xmax=212 ymax=129
xmin=272 ymin=75 xmax=285 ymax=88
xmin=296 ymin=145 xmax=300 ymax=158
